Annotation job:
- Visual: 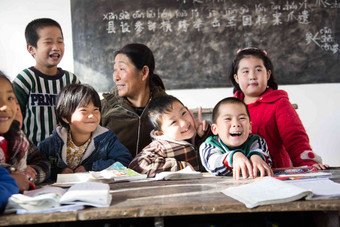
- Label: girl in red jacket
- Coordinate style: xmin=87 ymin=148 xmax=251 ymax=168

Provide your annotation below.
xmin=229 ymin=47 xmax=327 ymax=169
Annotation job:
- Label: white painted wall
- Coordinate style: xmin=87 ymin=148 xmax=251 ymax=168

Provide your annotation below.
xmin=1 ymin=0 xmax=339 ymax=166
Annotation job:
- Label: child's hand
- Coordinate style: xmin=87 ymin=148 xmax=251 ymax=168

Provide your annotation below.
xmin=232 ymin=152 xmax=253 ymax=180
xmin=61 ymin=168 xmax=74 ymax=174
xmin=250 ymin=155 xmax=273 ymax=177
xmin=312 ymin=163 xmax=329 ymax=170
xmin=74 ymin=166 xmax=86 ymax=173
xmin=23 ymin=165 xmax=37 ymax=183
xmin=11 ymin=172 xmax=30 ymax=192
xmin=189 ymin=107 xmax=208 ymax=137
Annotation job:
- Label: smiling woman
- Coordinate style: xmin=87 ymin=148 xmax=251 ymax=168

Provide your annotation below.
xmin=101 ymin=43 xmax=166 ymax=157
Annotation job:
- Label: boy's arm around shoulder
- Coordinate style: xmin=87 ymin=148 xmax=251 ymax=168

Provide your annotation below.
xmin=199 ymin=136 xmax=232 ymax=176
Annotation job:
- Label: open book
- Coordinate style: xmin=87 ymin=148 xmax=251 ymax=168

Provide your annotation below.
xmin=54 ymin=162 xmax=147 ymax=186
xmin=287 ymin=178 xmax=340 ymax=200
xmin=5 ymin=182 xmax=111 ymax=214
xmin=90 ymin=162 xmax=147 ymax=182
xmin=221 ymin=177 xmax=313 ymax=208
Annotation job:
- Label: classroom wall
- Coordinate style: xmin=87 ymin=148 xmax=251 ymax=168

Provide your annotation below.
xmin=1 ymin=0 xmax=339 ymax=166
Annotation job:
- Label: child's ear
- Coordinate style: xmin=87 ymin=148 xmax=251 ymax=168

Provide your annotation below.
xmin=154 ymin=130 xmax=164 ymax=136
xmin=211 ymin=123 xmax=219 ymax=135
xmin=62 ymin=117 xmax=70 ymax=124
xmin=27 ymin=44 xmax=36 ymax=57
xmin=267 ymin=70 xmax=271 ymax=81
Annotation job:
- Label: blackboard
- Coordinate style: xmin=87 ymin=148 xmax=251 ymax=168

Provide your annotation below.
xmin=71 ymin=0 xmax=340 ymax=92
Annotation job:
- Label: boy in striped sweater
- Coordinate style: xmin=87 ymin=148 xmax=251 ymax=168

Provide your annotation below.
xmin=199 ymin=97 xmax=273 ymax=180
xmin=13 ymin=18 xmax=80 ymax=146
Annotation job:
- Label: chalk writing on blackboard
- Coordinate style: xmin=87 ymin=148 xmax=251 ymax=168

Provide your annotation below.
xmin=103 ymin=2 xmax=318 ymax=34
xmin=306 ymin=27 xmax=339 ymax=54
xmin=71 ymin=0 xmax=340 ymax=92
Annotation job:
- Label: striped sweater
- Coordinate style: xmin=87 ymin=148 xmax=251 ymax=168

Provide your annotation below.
xmin=199 ymin=135 xmax=272 ymax=176
xmin=13 ymin=67 xmax=80 ymax=146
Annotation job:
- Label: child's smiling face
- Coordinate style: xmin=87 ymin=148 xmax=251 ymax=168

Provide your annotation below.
xmin=234 ymin=56 xmax=271 ymax=101
xmin=155 ymin=101 xmax=196 ymax=141
xmin=0 ymin=78 xmax=17 ymax=134
xmin=65 ymin=101 xmax=100 ymax=140
xmin=211 ymin=102 xmax=251 ymax=148
xmin=28 ymin=26 xmax=64 ymax=74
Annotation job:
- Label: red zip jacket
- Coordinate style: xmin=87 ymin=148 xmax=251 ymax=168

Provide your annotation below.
xmin=235 ymin=88 xmax=321 ymax=168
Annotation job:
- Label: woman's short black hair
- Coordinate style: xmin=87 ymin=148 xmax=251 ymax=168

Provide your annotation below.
xmin=56 ymin=83 xmax=101 ymax=129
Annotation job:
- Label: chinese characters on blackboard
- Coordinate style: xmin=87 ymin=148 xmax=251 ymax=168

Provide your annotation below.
xmin=103 ymin=0 xmax=339 ymax=54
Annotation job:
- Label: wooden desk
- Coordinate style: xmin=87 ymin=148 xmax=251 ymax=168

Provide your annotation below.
xmin=1 ymin=169 xmax=340 ymax=227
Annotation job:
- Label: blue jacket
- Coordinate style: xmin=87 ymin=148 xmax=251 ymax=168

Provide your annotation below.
xmin=0 ymin=167 xmax=19 ymax=211
xmin=38 ymin=125 xmax=132 ymax=180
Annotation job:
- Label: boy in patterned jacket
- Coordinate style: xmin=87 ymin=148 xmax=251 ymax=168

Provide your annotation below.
xmin=129 ymin=95 xmax=211 ymax=177
xmin=13 ymin=18 xmax=80 ymax=146
xmin=200 ymin=97 xmax=273 ymax=180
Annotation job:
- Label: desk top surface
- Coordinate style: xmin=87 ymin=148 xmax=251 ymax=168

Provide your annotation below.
xmin=1 ymin=168 xmax=340 ymax=226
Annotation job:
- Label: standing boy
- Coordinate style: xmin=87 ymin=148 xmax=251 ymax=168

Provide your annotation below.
xmin=129 ymin=95 xmax=211 ymax=177
xmin=200 ymin=97 xmax=273 ymax=180
xmin=13 ymin=18 xmax=80 ymax=146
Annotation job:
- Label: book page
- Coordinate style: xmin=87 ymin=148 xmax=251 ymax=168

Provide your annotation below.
xmin=221 ymin=177 xmax=312 ymax=208
xmin=154 ymin=166 xmax=202 ymax=180
xmin=287 ymin=178 xmax=340 ymax=199
xmin=59 ymin=182 xmax=112 ymax=207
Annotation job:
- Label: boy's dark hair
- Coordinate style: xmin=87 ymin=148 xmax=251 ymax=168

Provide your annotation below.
xmin=114 ymin=43 xmax=165 ymax=90
xmin=228 ymin=47 xmax=278 ymax=94
xmin=56 ymin=84 xmax=101 ymax=129
xmin=148 ymin=95 xmax=185 ymax=131
xmin=25 ymin=18 xmax=63 ymax=48
xmin=212 ymin=97 xmax=251 ymax=123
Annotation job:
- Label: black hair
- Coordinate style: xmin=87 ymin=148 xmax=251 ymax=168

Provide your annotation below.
xmin=114 ymin=43 xmax=165 ymax=89
xmin=228 ymin=47 xmax=278 ymax=94
xmin=212 ymin=97 xmax=250 ymax=123
xmin=56 ymin=84 xmax=101 ymax=129
xmin=148 ymin=95 xmax=185 ymax=131
xmin=0 ymin=70 xmax=13 ymax=89
xmin=25 ymin=18 xmax=63 ymax=48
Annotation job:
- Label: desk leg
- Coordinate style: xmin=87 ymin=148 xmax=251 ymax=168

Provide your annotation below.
xmin=314 ymin=211 xmax=340 ymax=227
xmin=154 ymin=217 xmax=164 ymax=227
